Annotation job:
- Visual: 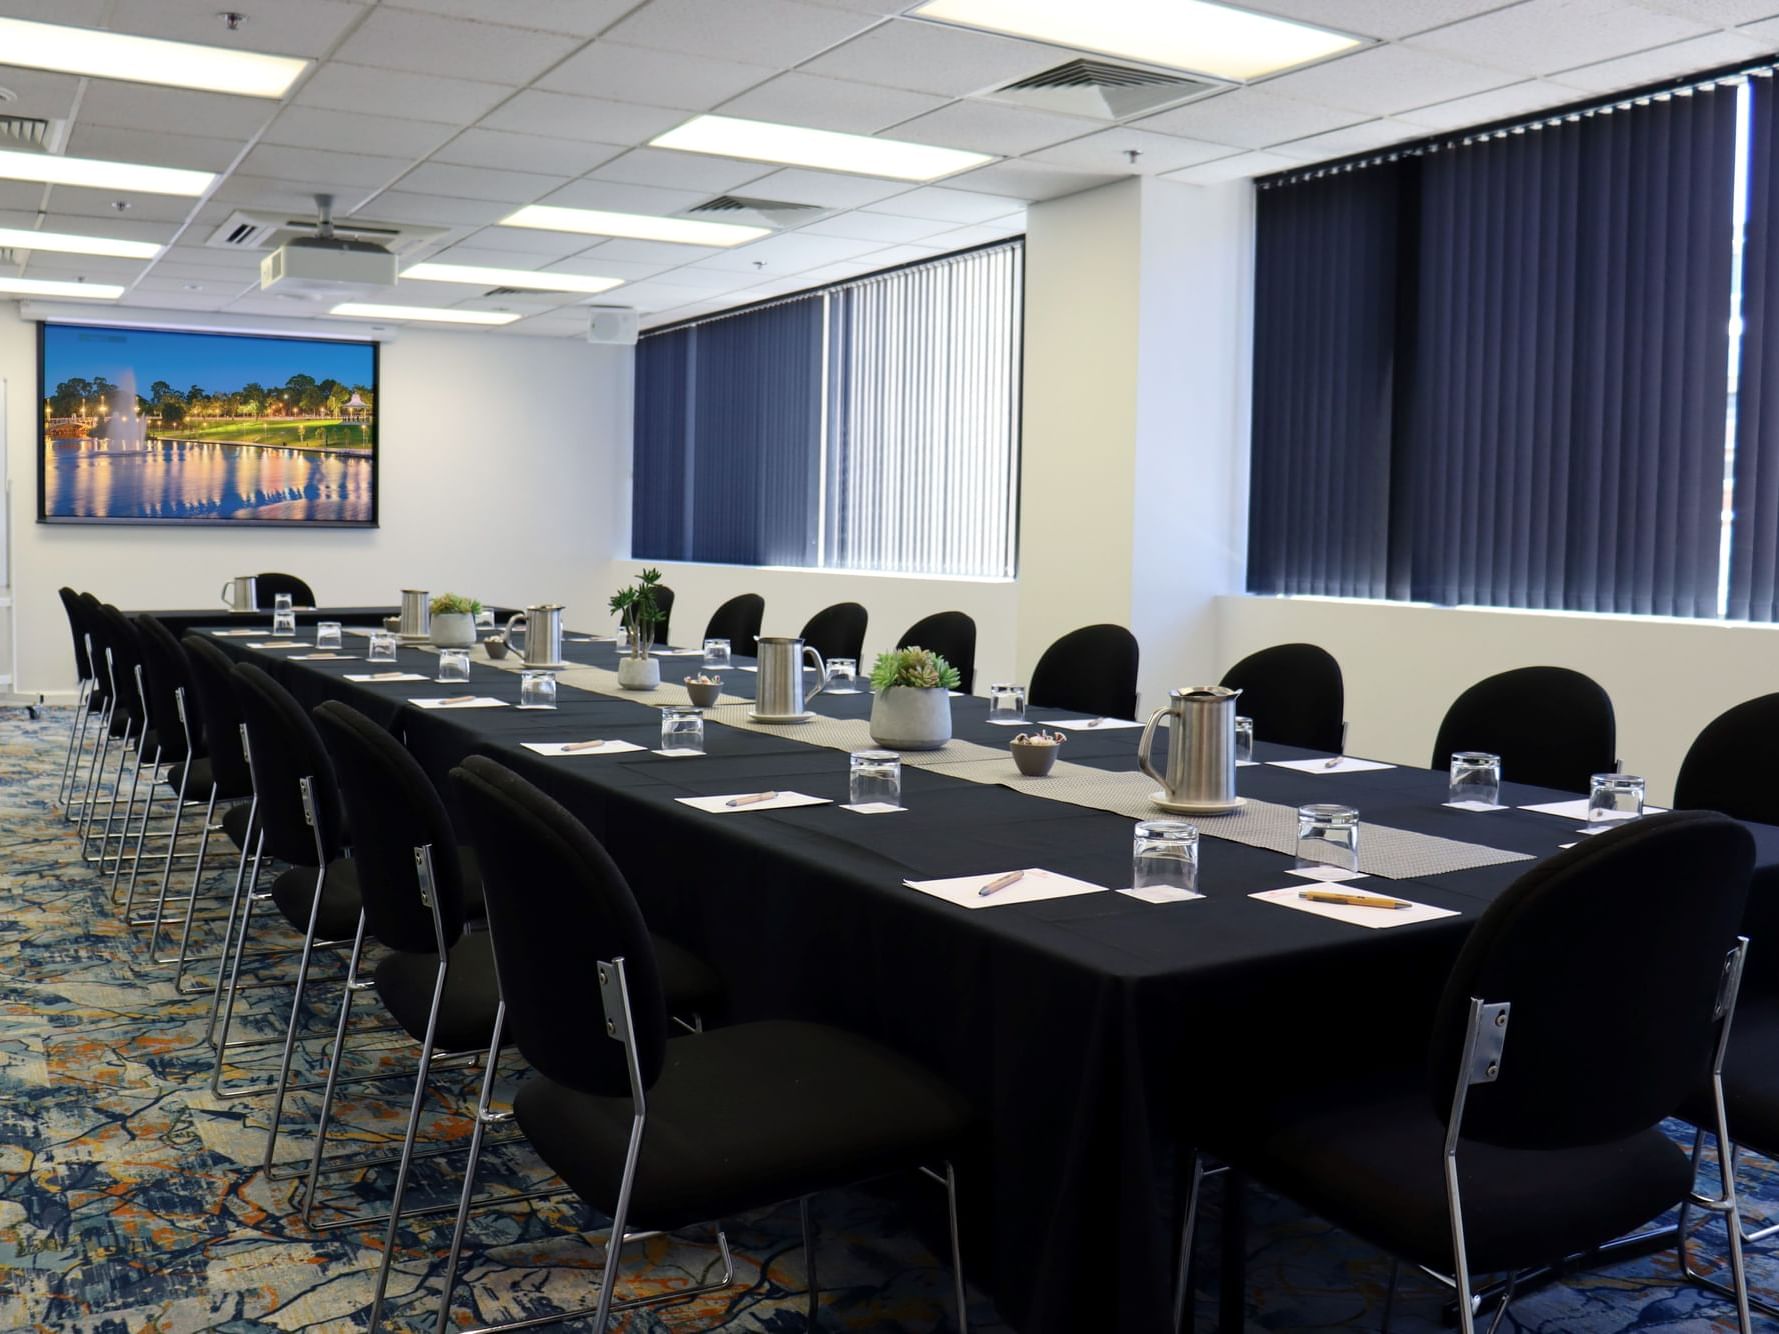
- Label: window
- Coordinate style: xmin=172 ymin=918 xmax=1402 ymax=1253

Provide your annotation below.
xmin=631 ymin=241 xmax=1023 ymax=579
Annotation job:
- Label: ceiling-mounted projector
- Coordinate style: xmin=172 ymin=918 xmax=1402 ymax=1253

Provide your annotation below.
xmin=260 ymin=193 xmax=397 ymax=297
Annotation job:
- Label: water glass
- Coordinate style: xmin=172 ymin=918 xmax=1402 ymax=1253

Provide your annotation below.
xmin=988 ymin=682 xmax=1027 ymax=724
xmin=315 ymin=621 xmax=343 ymax=651
xmin=849 ymin=749 xmax=902 ymax=807
xmin=1234 ymin=715 xmax=1255 ymax=764
xmin=1449 ymin=751 xmax=1502 ymax=807
xmin=274 ymin=593 xmax=293 ymax=613
xmin=519 ymin=671 xmax=557 ymax=709
xmin=271 ymin=609 xmax=296 ymax=637
xmin=367 ymin=631 xmax=398 ymax=663
xmin=1296 ymin=803 xmax=1361 ymax=874
xmin=703 ymin=638 xmax=732 ymax=669
xmin=436 ymin=649 xmax=471 ymax=684
xmin=474 ymin=608 xmax=496 ymax=629
xmin=661 ymin=705 xmax=704 ymax=754
xmin=1133 ymin=819 xmax=1199 ymax=893
xmin=828 ymin=657 xmax=860 ymax=693
xmin=1588 ymin=773 xmax=1645 ymax=827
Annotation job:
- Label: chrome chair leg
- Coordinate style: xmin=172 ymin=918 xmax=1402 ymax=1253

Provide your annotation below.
xmin=284 ymin=912 xmax=367 ymax=1194
xmin=182 ymin=797 xmax=256 ymax=996
xmin=209 ymin=834 xmax=267 ymax=1089
xmin=113 ymin=744 xmax=161 ymax=903
xmin=1172 ymin=1151 xmax=1204 ymax=1333
xmin=150 ymin=786 xmax=215 ymax=962
xmin=76 ymin=701 xmax=116 ymax=849
xmin=56 ymin=679 xmax=92 ymax=807
xmin=801 ymin=1196 xmax=819 ymax=1326
xmin=259 ymin=857 xmax=333 ymax=1156
xmin=942 ymin=1161 xmax=969 ymax=1333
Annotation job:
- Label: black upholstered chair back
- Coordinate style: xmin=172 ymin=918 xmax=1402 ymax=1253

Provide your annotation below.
xmin=1029 ymin=623 xmax=1140 ymax=720
xmin=704 ymin=593 xmax=765 ymax=658
xmin=1218 ymin=643 xmax=1344 ymax=754
xmin=315 ymin=702 xmax=465 ymax=953
xmin=653 ymin=584 xmax=674 ymax=647
xmin=799 ymin=601 xmax=868 ymax=664
xmin=58 ymin=587 xmax=94 ymax=683
xmin=231 ymin=662 xmax=345 ymax=865
xmin=1430 ymin=810 xmax=1751 ymax=1150
xmin=254 ymin=572 xmax=316 ymax=609
xmin=898 ymin=611 xmax=978 ymax=694
xmin=1431 ymin=666 xmax=1616 ymax=795
xmin=134 ymin=615 xmax=198 ymax=762
xmin=93 ymin=603 xmax=146 ymax=729
xmin=73 ymin=592 xmax=108 ymax=703
xmin=450 ymin=755 xmax=667 ymax=1096
xmin=1674 ymin=693 xmax=1779 ymax=825
xmin=181 ymin=637 xmax=253 ymax=796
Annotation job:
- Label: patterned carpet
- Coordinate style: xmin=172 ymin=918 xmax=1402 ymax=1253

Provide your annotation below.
xmin=0 ymin=705 xmax=1774 ymax=1332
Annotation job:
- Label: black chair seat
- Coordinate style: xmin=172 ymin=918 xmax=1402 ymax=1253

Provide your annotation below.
xmin=270 ymin=858 xmax=362 ymax=941
xmin=1208 ymin=1071 xmax=1693 ymax=1275
xmin=221 ymin=801 xmax=255 ymax=850
xmin=168 ymin=755 xmax=253 ymax=801
xmin=375 ymin=930 xmax=508 ymax=1053
xmin=513 ymin=1019 xmax=971 ymax=1232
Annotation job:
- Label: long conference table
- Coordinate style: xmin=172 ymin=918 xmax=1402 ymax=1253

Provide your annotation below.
xmin=188 ymin=617 xmax=1779 ymax=1334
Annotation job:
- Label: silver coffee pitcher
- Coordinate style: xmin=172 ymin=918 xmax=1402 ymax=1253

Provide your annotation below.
xmin=504 ymin=604 xmax=565 ymax=668
xmin=399 ymin=589 xmax=430 ymax=639
xmin=1138 ymin=685 xmax=1243 ymax=811
xmin=755 ymin=636 xmax=828 ymax=718
xmin=220 ymin=575 xmax=257 ymax=611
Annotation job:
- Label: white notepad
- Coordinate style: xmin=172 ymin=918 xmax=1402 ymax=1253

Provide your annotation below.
xmin=1047 ymin=717 xmax=1145 ymax=731
xmin=1268 ymin=756 xmax=1396 ymax=774
xmin=1119 ymin=885 xmax=1205 ymax=904
xmin=902 ymin=868 xmax=1106 ymax=910
xmin=291 ymin=653 xmax=355 ymax=661
xmin=521 ymin=740 xmax=645 ymax=757
xmin=1517 ymin=797 xmax=1667 ymax=821
xmin=676 ymin=791 xmax=831 ymax=814
xmin=344 ymin=672 xmax=428 ymax=683
xmin=246 ymin=641 xmax=306 ymax=650
xmin=410 ymin=696 xmax=508 ymax=710
xmin=210 ymin=629 xmax=260 ymax=637
xmin=1443 ymin=799 xmax=1509 ymax=812
xmin=1250 ymin=886 xmax=1458 ymax=929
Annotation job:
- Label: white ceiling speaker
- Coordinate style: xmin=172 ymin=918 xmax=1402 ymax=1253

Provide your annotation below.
xmin=588 ymin=305 xmax=639 ymax=345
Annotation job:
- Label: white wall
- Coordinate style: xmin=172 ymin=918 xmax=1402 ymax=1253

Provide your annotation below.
xmin=2 ymin=301 xmax=632 ymax=697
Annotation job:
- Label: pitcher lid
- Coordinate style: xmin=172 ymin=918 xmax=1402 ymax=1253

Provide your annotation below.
xmin=1169 ymin=685 xmax=1240 ymax=700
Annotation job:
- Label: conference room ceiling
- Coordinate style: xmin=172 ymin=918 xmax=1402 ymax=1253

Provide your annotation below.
xmin=1 ymin=0 xmax=1773 ymax=334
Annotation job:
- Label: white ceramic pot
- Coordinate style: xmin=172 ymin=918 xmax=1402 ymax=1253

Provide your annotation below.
xmin=869 ymin=686 xmax=951 ymax=750
xmin=431 ymin=612 xmax=476 ymax=648
xmin=618 ymin=656 xmax=661 ymax=691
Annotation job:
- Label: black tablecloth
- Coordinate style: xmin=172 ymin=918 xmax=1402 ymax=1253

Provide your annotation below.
xmin=197 ymin=628 xmax=1779 ymax=1334
xmin=135 ymin=606 xmax=399 ymax=636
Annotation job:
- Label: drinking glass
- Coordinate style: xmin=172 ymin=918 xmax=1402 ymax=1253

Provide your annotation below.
xmin=436 ymin=649 xmax=471 ymax=684
xmin=849 ymin=749 xmax=902 ymax=807
xmin=1588 ymin=773 xmax=1645 ymax=827
xmin=660 ymin=705 xmax=704 ymax=754
xmin=315 ymin=621 xmax=343 ymax=651
xmin=367 ymin=631 xmax=398 ymax=663
xmin=703 ymin=638 xmax=732 ymax=669
xmin=519 ymin=671 xmax=557 ymax=709
xmin=474 ymin=608 xmax=496 ymax=629
xmin=1234 ymin=715 xmax=1255 ymax=764
xmin=1296 ymin=803 xmax=1361 ymax=874
xmin=274 ymin=593 xmax=293 ymax=613
xmin=1449 ymin=751 xmax=1502 ymax=807
xmin=271 ymin=610 xmax=296 ymax=637
xmin=827 ymin=657 xmax=859 ymax=693
xmin=1133 ymin=819 xmax=1199 ymax=892
xmin=988 ymin=683 xmax=1027 ymax=724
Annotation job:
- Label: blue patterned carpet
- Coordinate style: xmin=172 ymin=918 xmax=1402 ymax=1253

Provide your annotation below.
xmin=0 ymin=706 xmax=1773 ymax=1331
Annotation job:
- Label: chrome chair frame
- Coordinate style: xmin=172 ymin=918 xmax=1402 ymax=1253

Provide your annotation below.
xmin=61 ymin=627 xmax=106 ymax=823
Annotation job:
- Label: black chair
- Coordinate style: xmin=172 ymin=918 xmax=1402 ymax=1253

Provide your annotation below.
xmin=1029 ymin=624 xmax=1139 ymax=720
xmin=1431 ymin=667 xmax=1616 ymax=795
xmin=653 ymin=584 xmax=674 ymax=647
xmin=1674 ymin=693 xmax=1779 ymax=825
xmin=898 ymin=611 xmax=977 ymax=695
xmin=125 ymin=615 xmax=207 ymax=924
xmin=255 ymin=572 xmax=317 ymax=608
xmin=1218 ymin=643 xmax=1344 ymax=754
xmin=799 ymin=601 xmax=868 ymax=665
xmin=704 ymin=592 xmax=764 ymax=658
xmin=61 ymin=591 xmax=115 ymax=826
xmin=81 ymin=603 xmax=155 ymax=877
xmin=54 ymin=586 xmax=102 ymax=810
xmin=1176 ymin=810 xmax=1756 ymax=1333
xmin=434 ymin=756 xmax=972 ymax=1334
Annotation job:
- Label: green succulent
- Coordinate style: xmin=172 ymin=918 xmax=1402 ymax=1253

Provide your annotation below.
xmin=870 ymin=645 xmax=961 ymax=692
xmin=609 ymin=567 xmax=665 ymax=657
xmin=430 ymin=593 xmax=481 ymax=615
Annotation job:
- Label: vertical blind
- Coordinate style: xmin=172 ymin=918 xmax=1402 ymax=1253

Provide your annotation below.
xmin=1732 ymin=78 xmax=1779 ymax=621
xmin=632 ymin=242 xmax=1023 ymax=579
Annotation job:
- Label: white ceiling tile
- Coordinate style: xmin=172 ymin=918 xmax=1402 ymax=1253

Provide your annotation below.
xmin=1406 ymin=0 xmax=1716 ymax=78
xmin=77 ymin=82 xmax=279 ymax=138
xmin=917 ymin=220 xmax=1020 ymax=247
xmin=42 ymin=187 xmax=196 ymax=224
xmin=212 ymin=173 xmax=377 ymax=214
xmin=431 ymin=129 xmax=623 ymax=175
xmin=889 ymin=101 xmax=1091 ymax=155
xmin=388 ymin=0 xmax=636 ymax=37
xmin=861 ymin=183 xmax=1033 ymax=221
xmin=0 ymin=0 xmax=108 ymax=23
xmin=344 ymin=8 xmax=583 ymax=83
xmin=117 ymin=286 xmax=237 ymax=309
xmin=506 ymin=312 xmax=597 ymax=334
xmin=266 ymin=106 xmax=458 ymax=159
xmin=1394 ymin=79 xmax=1587 ymax=130
xmin=63 ymin=125 xmax=244 ymax=173
xmin=8 ymin=212 xmax=180 ymax=243
xmin=535 ymin=179 xmax=711 ymax=213
xmin=852 ymin=242 xmax=946 ymax=264
xmin=1647 ymin=0 xmax=1779 ymax=22
xmin=801 ymin=17 xmax=1061 ymax=96
xmin=694 ymin=230 xmax=888 ymax=271
xmin=1022 ymin=127 xmax=1236 ymax=175
xmin=538 ymin=42 xmax=775 ymax=110
xmin=948 ymin=159 xmax=1118 ymax=198
xmin=20 ymin=254 xmax=152 ymax=280
xmin=104 ymin=0 xmax=367 ymax=58
xmin=1263 ymin=44 xmax=1520 ymax=116
xmin=1269 ymin=117 xmax=1427 ymax=163
xmin=789 ymin=260 xmax=882 ymax=285
xmin=238 ymin=144 xmax=412 ymax=189
xmin=588 ymin=147 xmax=774 ymax=193
xmin=716 ymin=72 xmax=947 ymax=132
xmin=394 ymin=161 xmax=569 ymax=203
xmin=148 ymin=259 xmax=259 ymax=282
xmin=0 ymin=183 xmax=47 ymax=214
xmin=797 ymin=210 xmax=959 ymax=240
xmin=600 ymin=263 xmax=754 ymax=291
xmin=582 ymin=236 xmax=724 ymax=263
xmin=0 ymin=67 xmax=85 ymax=121
xmin=478 ymin=90 xmax=687 ymax=143
xmin=602 ymin=0 xmax=871 ymax=67
xmin=540 ymin=253 xmax=675 ymax=279
xmin=353 ymin=190 xmax=514 ymax=225
xmin=1237 ymin=0 xmax=1525 ymax=40
xmin=295 ymin=62 xmax=512 ymax=124
xmin=1552 ymin=30 xmax=1772 ymax=90
xmin=738 ymin=167 xmax=914 ymax=206
xmin=457 ymin=225 xmax=598 ymax=257
xmin=160 ymin=244 xmax=265 ymax=273
xmin=1161 ymin=151 xmax=1296 ymax=185
xmin=1134 ymin=88 xmax=1363 ymax=150
xmin=586 ymin=279 xmax=710 ymax=311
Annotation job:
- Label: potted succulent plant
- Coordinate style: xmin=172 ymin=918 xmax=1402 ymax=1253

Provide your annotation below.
xmin=868 ymin=645 xmax=959 ymax=750
xmin=610 ymin=567 xmax=665 ymax=690
xmin=429 ymin=593 xmax=481 ymax=648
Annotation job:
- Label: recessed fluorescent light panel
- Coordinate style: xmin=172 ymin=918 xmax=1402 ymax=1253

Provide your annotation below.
xmin=651 ymin=115 xmax=993 ymax=181
xmin=0 ymin=17 xmax=309 ymax=97
xmin=501 ymin=205 xmax=768 ymax=248
xmin=401 ymin=262 xmax=625 ymax=295
xmin=0 ymin=277 xmax=124 ymax=299
xmin=911 ymin=0 xmax=1362 ymax=81
xmin=0 ymin=227 xmax=160 ymax=260
xmin=331 ymin=303 xmax=521 ymax=326
xmin=0 ymin=148 xmax=213 ymax=197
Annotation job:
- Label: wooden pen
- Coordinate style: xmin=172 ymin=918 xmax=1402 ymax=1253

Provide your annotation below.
xmin=978 ymin=869 xmax=1026 ymax=897
xmin=1299 ymin=889 xmax=1412 ymax=910
xmin=562 ymin=739 xmax=608 ymax=752
xmin=436 ymin=695 xmax=477 ymax=705
xmin=725 ymin=790 xmax=779 ymax=808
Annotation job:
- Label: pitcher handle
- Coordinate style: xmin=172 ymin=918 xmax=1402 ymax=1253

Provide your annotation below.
xmin=1137 ymin=707 xmax=1170 ymax=788
xmin=220 ymin=579 xmax=233 ymax=607
xmin=803 ymin=644 xmax=830 ymax=699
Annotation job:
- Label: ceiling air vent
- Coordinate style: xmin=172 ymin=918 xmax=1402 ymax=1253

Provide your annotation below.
xmin=0 ymin=114 xmax=59 ymax=152
xmin=984 ymin=58 xmax=1227 ymax=120
xmin=203 ymin=208 xmax=446 ymax=255
xmin=686 ymin=195 xmax=828 ymax=230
